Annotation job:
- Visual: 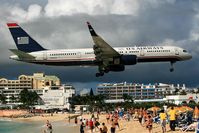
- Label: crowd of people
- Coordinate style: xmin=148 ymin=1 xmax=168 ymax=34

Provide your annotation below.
xmin=42 ymin=106 xmax=199 ymax=133
xmin=73 ymin=111 xmax=123 ymax=133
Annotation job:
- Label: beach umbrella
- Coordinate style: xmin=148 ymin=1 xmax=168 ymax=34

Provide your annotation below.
xmin=180 ymin=106 xmax=193 ymax=112
xmin=147 ymin=106 xmax=161 ymax=112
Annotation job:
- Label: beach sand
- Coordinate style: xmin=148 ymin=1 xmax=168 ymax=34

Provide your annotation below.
xmin=74 ymin=114 xmax=195 ymax=133
xmin=9 ymin=113 xmax=195 ymax=133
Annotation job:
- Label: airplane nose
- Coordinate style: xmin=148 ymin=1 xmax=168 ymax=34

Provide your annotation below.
xmin=186 ymin=53 xmax=192 ymax=60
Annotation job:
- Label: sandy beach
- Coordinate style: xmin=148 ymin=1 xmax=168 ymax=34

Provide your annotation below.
xmin=15 ymin=114 xmax=196 ymax=133
xmin=0 ymin=110 xmax=29 ymax=117
xmin=1 ymin=112 xmax=195 ymax=133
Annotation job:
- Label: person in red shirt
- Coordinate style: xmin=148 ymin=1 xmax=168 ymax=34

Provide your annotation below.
xmin=89 ymin=119 xmax=94 ymax=133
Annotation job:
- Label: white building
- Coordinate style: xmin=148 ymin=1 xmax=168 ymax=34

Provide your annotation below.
xmin=166 ymin=94 xmax=199 ymax=105
xmin=38 ymin=84 xmax=75 ymax=110
xmin=97 ymin=82 xmax=185 ymax=100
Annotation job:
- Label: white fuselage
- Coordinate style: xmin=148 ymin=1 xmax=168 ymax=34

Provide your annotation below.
xmin=10 ymin=46 xmax=192 ymax=66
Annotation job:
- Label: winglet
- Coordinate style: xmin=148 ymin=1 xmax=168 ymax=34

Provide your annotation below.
xmin=87 ymin=21 xmax=98 ymax=36
xmin=7 ymin=23 xmax=19 ymax=28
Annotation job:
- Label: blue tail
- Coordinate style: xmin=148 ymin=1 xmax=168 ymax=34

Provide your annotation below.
xmin=7 ymin=23 xmax=46 ymax=53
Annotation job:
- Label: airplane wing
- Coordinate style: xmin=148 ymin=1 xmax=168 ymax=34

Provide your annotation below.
xmin=87 ymin=22 xmax=123 ymax=76
xmin=10 ymin=49 xmax=35 ymax=60
xmin=87 ymin=22 xmax=120 ymax=60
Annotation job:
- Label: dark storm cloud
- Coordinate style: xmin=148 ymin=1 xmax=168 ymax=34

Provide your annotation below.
xmin=0 ymin=0 xmax=198 ymax=88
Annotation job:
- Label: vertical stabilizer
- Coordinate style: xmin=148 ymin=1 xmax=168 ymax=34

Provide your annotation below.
xmin=7 ymin=23 xmax=46 ymax=52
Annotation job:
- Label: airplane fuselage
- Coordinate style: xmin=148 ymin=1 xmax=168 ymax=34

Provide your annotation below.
xmin=7 ymin=22 xmax=192 ymax=76
xmin=10 ymin=46 xmax=192 ymax=66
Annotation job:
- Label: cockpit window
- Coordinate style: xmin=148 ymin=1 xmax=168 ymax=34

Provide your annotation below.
xmin=183 ymin=50 xmax=187 ymax=52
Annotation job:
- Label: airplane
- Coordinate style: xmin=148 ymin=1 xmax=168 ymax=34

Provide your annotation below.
xmin=7 ymin=22 xmax=192 ymax=77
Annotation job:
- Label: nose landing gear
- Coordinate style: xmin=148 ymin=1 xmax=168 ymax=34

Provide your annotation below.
xmin=170 ymin=61 xmax=175 ymax=72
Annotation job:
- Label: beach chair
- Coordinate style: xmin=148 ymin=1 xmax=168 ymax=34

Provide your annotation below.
xmin=180 ymin=122 xmax=197 ymax=132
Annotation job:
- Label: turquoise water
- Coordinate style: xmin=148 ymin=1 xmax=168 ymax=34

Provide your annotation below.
xmin=0 ymin=118 xmax=79 ymax=133
xmin=0 ymin=119 xmax=42 ymax=133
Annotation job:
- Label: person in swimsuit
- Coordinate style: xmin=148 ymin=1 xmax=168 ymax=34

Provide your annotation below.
xmin=146 ymin=115 xmax=153 ymax=133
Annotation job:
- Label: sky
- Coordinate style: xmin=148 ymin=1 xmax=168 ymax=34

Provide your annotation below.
xmin=0 ymin=0 xmax=198 ymax=90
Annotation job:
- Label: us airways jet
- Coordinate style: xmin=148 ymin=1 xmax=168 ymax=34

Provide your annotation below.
xmin=7 ymin=22 xmax=192 ymax=77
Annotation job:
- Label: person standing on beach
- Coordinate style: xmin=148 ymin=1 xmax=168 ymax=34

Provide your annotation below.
xmin=168 ymin=107 xmax=176 ymax=131
xmin=68 ymin=115 xmax=71 ymax=123
xmin=138 ymin=108 xmax=143 ymax=125
xmin=89 ymin=119 xmax=94 ymax=133
xmin=75 ymin=117 xmax=78 ymax=124
xmin=45 ymin=120 xmax=53 ymax=133
xmin=101 ymin=123 xmax=108 ymax=133
xmin=110 ymin=119 xmax=116 ymax=133
xmin=106 ymin=113 xmax=110 ymax=123
xmin=114 ymin=116 xmax=120 ymax=130
xmin=94 ymin=119 xmax=100 ymax=131
xmin=80 ymin=122 xmax=85 ymax=133
xmin=159 ymin=110 xmax=167 ymax=133
xmin=146 ymin=115 xmax=153 ymax=133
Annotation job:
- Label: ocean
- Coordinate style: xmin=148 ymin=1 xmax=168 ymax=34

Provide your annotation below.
xmin=0 ymin=118 xmax=79 ymax=133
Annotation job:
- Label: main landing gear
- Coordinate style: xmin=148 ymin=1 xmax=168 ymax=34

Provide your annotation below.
xmin=170 ymin=61 xmax=175 ymax=72
xmin=96 ymin=72 xmax=104 ymax=77
xmin=96 ymin=66 xmax=110 ymax=77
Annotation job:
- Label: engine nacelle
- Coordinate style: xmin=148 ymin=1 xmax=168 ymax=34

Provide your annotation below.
xmin=109 ymin=65 xmax=125 ymax=72
xmin=120 ymin=55 xmax=137 ymax=65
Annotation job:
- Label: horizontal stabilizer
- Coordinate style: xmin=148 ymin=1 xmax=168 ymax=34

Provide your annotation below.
xmin=10 ymin=49 xmax=35 ymax=60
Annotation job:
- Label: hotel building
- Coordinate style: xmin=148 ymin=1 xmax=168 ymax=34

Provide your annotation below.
xmin=97 ymin=82 xmax=186 ymax=100
xmin=0 ymin=73 xmax=60 ymax=104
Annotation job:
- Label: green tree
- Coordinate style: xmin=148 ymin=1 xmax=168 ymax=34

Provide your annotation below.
xmin=19 ymin=89 xmax=40 ymax=108
xmin=180 ymin=90 xmax=187 ymax=95
xmin=0 ymin=93 xmax=7 ymax=104
xmin=10 ymin=95 xmax=16 ymax=103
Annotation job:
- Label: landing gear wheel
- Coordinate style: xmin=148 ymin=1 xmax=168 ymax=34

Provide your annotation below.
xmin=104 ymin=69 xmax=109 ymax=73
xmin=169 ymin=61 xmax=175 ymax=72
xmin=100 ymin=72 xmax=104 ymax=76
xmin=95 ymin=72 xmax=104 ymax=77
xmin=96 ymin=73 xmax=100 ymax=77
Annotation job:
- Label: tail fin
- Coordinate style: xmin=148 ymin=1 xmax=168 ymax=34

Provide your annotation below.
xmin=7 ymin=23 xmax=46 ymax=53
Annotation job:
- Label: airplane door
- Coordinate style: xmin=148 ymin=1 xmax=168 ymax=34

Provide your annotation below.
xmin=43 ymin=52 xmax=47 ymax=60
xmin=175 ymin=49 xmax=179 ymax=55
xmin=140 ymin=49 xmax=145 ymax=56
xmin=77 ymin=52 xmax=81 ymax=58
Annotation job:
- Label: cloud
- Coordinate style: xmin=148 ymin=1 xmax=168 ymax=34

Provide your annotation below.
xmin=44 ymin=0 xmax=140 ymax=17
xmin=9 ymin=4 xmax=42 ymax=23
